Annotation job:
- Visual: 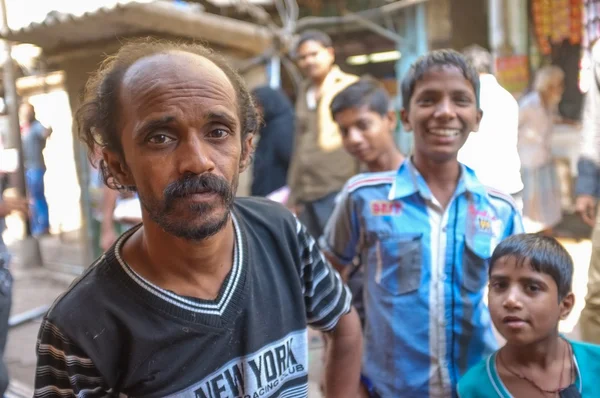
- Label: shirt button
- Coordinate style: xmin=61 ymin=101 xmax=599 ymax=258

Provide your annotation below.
xmin=442 ymin=226 xmax=448 ymax=232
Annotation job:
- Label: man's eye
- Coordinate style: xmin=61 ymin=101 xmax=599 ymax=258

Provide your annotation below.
xmin=208 ymin=129 xmax=229 ymax=138
xmin=148 ymin=134 xmax=173 ymax=144
xmin=418 ymin=98 xmax=434 ymax=105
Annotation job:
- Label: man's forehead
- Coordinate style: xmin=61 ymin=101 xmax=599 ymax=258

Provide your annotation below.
xmin=414 ymin=65 xmax=474 ymax=92
xmin=122 ymin=50 xmax=234 ymax=92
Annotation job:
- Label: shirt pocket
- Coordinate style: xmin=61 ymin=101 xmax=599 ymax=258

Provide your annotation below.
xmin=367 ymin=232 xmax=423 ymax=295
xmin=462 ymin=237 xmax=491 ymax=293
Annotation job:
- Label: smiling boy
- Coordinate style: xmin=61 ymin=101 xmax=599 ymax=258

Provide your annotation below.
xmin=322 ymin=50 xmax=524 ymax=397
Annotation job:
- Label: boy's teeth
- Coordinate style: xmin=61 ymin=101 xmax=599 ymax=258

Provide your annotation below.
xmin=429 ymin=129 xmax=459 ymax=137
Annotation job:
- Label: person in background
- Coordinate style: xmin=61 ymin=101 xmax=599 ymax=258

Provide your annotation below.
xmin=250 ymin=86 xmax=294 ymax=197
xmin=19 ymin=102 xmax=52 ymax=236
xmin=322 ymin=49 xmax=523 ymax=397
xmin=326 ymin=78 xmax=404 ymax=327
xmin=89 ymin=152 xmax=141 ymax=258
xmin=0 ymin=134 xmax=29 ymax=395
xmin=459 ymin=45 xmax=524 ymax=207
xmin=518 ymin=66 xmax=565 ymax=235
xmin=458 ymin=234 xmax=600 ymax=397
xmin=576 ymin=38 xmax=600 ymax=345
xmin=287 ymin=29 xmax=359 ymax=239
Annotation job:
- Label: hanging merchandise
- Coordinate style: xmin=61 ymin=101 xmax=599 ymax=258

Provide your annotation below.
xmin=532 ymin=0 xmax=552 ymax=54
xmin=532 ymin=0 xmax=583 ymax=55
xmin=571 ymin=0 xmax=583 ymax=45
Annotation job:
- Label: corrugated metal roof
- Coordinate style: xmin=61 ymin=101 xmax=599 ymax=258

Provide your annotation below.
xmin=0 ymin=0 xmax=273 ymax=55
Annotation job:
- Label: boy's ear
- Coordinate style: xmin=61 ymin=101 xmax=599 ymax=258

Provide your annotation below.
xmin=559 ymin=292 xmax=575 ymax=320
xmin=472 ymin=109 xmax=484 ymax=133
xmin=386 ymin=110 xmax=398 ymax=133
xmin=400 ymin=108 xmax=412 ymax=132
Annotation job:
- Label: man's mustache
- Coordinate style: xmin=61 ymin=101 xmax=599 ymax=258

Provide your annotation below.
xmin=163 ymin=173 xmax=233 ymax=204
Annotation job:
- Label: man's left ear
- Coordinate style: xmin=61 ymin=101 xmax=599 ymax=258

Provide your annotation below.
xmin=240 ymin=133 xmax=255 ymax=172
xmin=472 ymin=109 xmax=483 ymax=133
xmin=559 ymin=292 xmax=575 ymax=320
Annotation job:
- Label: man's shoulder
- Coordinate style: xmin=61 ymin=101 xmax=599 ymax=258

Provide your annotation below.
xmin=344 ymin=171 xmax=396 ymax=195
xmin=43 ymin=257 xmax=118 ymax=334
xmin=482 ymin=186 xmax=519 ymax=213
xmin=234 ymin=196 xmax=292 ymax=216
xmin=234 ymin=197 xmax=297 ymax=230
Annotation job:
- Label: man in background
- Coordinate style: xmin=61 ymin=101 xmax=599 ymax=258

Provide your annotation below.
xmin=459 ymin=45 xmax=524 ymax=206
xmin=287 ymin=30 xmax=359 ymax=239
xmin=19 ymin=103 xmax=52 ymax=236
xmin=576 ymin=38 xmax=600 ymax=344
xmin=0 ymin=133 xmax=28 ymax=395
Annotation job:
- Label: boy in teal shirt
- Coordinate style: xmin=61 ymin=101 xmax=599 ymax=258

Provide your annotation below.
xmin=458 ymin=234 xmax=600 ymax=397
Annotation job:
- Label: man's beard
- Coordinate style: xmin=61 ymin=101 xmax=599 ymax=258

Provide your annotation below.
xmin=140 ymin=173 xmax=236 ymax=241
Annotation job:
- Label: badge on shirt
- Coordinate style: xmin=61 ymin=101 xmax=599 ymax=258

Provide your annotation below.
xmin=370 ymin=200 xmax=402 ymax=216
xmin=468 ymin=204 xmax=497 ymax=235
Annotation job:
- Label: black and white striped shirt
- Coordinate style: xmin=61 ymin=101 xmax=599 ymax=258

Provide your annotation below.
xmin=34 ymin=197 xmax=351 ymax=397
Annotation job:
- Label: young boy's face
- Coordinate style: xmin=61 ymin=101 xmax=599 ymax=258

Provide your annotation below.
xmin=334 ymin=106 xmax=397 ymax=165
xmin=401 ymin=65 xmax=482 ymax=164
xmin=488 ymin=256 xmax=574 ymax=346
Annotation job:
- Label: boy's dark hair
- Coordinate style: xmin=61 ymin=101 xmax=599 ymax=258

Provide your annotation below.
xmin=330 ymin=78 xmax=390 ymax=118
xmin=462 ymin=45 xmax=493 ymax=75
xmin=401 ymin=49 xmax=480 ymax=110
xmin=489 ymin=234 xmax=573 ymax=300
xmin=294 ymin=30 xmax=333 ymax=53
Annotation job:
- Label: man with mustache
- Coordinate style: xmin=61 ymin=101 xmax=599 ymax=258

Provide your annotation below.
xmin=33 ymin=40 xmax=362 ymax=398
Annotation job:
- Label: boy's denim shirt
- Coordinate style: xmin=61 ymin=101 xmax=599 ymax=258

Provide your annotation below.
xmin=322 ymin=159 xmax=524 ymax=397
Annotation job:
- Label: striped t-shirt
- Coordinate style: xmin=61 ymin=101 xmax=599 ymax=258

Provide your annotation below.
xmin=34 ymin=197 xmax=351 ymax=397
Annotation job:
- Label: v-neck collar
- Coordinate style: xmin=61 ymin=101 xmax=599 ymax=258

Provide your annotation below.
xmin=486 ymin=345 xmax=583 ymax=398
xmin=110 ymin=211 xmax=248 ymax=327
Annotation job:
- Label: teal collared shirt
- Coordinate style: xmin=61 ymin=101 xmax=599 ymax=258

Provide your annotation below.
xmin=458 ymin=339 xmax=600 ymax=397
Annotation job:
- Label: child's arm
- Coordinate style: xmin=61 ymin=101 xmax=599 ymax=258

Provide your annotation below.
xmin=508 ymin=204 xmax=525 ymax=236
xmin=320 ymin=187 xmax=362 ymax=278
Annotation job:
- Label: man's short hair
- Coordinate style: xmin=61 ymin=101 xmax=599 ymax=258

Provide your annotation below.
xmin=294 ymin=30 xmax=333 ymax=54
xmin=330 ymin=78 xmax=390 ymax=118
xmin=462 ymin=44 xmax=493 ymax=74
xmin=401 ymin=49 xmax=480 ymax=110
xmin=489 ymin=234 xmax=574 ymax=300
xmin=76 ymin=38 xmax=259 ymax=190
xmin=533 ymin=65 xmax=565 ymax=93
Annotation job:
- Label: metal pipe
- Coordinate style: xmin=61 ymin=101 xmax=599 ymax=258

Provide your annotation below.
xmin=295 ymin=0 xmax=429 ymax=31
xmin=8 ymin=304 xmax=50 ymax=328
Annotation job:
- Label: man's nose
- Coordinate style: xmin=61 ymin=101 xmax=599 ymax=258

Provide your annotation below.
xmin=177 ymin=134 xmax=215 ymax=175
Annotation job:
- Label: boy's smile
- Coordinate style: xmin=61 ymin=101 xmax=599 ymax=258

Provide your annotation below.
xmin=401 ymin=65 xmax=482 ymax=164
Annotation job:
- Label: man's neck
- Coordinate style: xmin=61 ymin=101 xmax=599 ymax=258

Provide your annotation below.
xmin=366 ymin=149 xmax=404 ymax=173
xmin=310 ymin=66 xmax=334 ymax=89
xmin=122 ymin=214 xmax=236 ymax=300
xmin=503 ymin=333 xmax=563 ymax=370
xmin=412 ymin=155 xmax=461 ymax=208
